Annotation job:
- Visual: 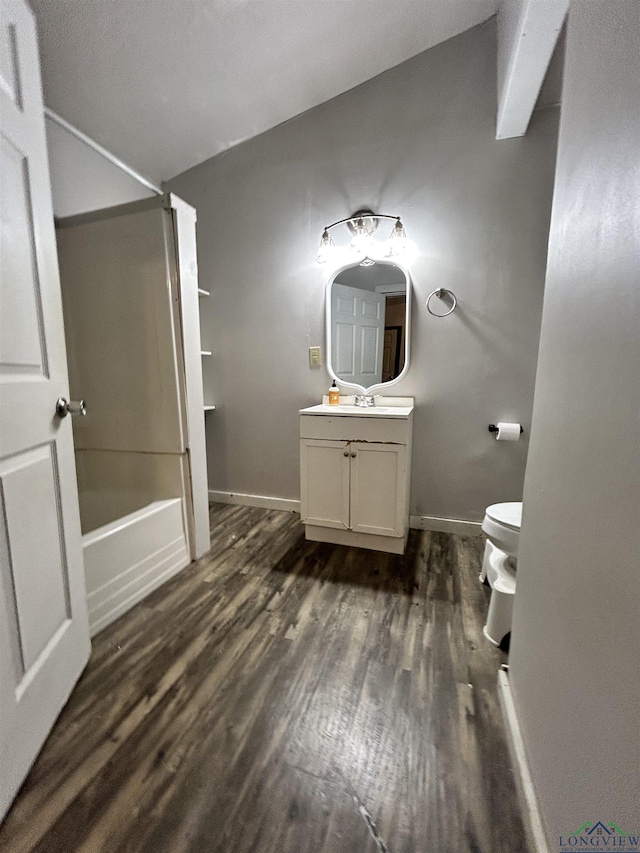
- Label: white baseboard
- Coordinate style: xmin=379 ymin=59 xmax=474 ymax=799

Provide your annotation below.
xmin=409 ymin=514 xmax=483 ymax=536
xmin=208 ymin=496 xmax=480 ymax=533
xmin=498 ymin=669 xmax=550 ymax=853
xmin=209 ymin=490 xmax=301 ymax=513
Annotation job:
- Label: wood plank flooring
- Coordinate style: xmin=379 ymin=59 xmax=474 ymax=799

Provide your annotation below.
xmin=0 ymin=503 xmax=527 ymax=853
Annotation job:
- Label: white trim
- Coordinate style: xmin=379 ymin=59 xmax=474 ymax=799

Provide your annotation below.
xmin=498 ymin=669 xmax=550 ymax=853
xmin=209 ymin=490 xmax=300 ymax=513
xmin=409 ymin=514 xmax=483 ymax=537
xmin=496 ymin=0 xmax=568 ymax=140
xmin=170 ymin=198 xmax=210 ymax=559
xmin=209 ymin=496 xmax=481 ymax=536
xmin=44 ymin=107 xmax=163 ymax=195
xmin=375 ymin=284 xmax=406 ymax=295
xmin=326 ymin=258 xmax=412 ymax=396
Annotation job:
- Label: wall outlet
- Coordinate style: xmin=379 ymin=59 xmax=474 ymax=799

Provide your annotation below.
xmin=309 ymin=346 xmax=321 ymax=367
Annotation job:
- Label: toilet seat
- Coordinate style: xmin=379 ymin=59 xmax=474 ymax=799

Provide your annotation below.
xmin=485 ymin=502 xmax=522 ymax=531
xmin=482 ymin=502 xmax=522 ymax=558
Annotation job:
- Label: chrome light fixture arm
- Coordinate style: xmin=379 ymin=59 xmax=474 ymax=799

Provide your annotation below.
xmin=322 ymin=213 xmax=401 ymax=232
xmin=316 ymin=209 xmax=408 ymax=265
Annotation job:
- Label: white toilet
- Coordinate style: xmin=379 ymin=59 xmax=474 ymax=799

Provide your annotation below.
xmin=480 ymin=502 xmax=522 ymax=650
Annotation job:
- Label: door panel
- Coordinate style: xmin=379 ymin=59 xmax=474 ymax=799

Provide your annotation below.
xmin=0 ymin=445 xmax=71 ymax=671
xmin=335 ymin=321 xmax=356 ymax=376
xmin=0 ymin=135 xmax=46 ymax=375
xmin=0 ymin=0 xmax=90 ymax=820
xmin=0 ymin=18 xmax=21 ymax=106
xmin=331 ymin=283 xmax=385 ymax=386
xmin=350 ymin=443 xmax=406 ymax=537
xmin=300 ymin=439 xmax=350 ymax=529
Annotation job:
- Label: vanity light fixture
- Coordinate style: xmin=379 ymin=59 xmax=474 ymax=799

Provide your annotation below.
xmin=315 ymin=209 xmax=410 ymax=266
xmin=315 ymin=229 xmax=334 ymax=264
xmin=387 ymin=218 xmax=408 ymax=257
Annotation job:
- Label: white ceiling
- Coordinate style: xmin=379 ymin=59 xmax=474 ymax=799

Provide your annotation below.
xmin=31 ymin=0 xmax=498 ymax=182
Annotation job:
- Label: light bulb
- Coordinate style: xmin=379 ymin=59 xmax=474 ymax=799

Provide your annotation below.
xmin=387 ymin=218 xmax=407 ymax=257
xmin=316 ymin=229 xmax=334 ymax=264
xmin=350 ymin=218 xmax=373 ymax=255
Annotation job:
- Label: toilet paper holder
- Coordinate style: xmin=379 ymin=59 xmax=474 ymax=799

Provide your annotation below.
xmin=488 ymin=424 xmax=524 ymax=434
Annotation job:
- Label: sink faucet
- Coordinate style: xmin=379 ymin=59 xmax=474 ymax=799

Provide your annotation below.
xmin=355 ymin=395 xmax=375 ymax=407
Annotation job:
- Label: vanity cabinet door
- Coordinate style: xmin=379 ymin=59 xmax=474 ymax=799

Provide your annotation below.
xmin=350 ymin=443 xmax=406 ymax=537
xmin=300 ymin=439 xmax=351 ymax=529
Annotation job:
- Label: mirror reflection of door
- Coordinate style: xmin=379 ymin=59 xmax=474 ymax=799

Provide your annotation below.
xmin=383 ymin=326 xmax=400 ymax=382
xmin=331 ymin=283 xmax=386 ymax=386
xmin=382 ymin=296 xmax=406 ymax=381
xmin=331 ymin=262 xmax=407 ymax=387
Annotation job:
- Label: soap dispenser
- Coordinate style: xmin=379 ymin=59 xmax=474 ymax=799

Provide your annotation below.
xmin=329 ymin=380 xmax=340 ymax=406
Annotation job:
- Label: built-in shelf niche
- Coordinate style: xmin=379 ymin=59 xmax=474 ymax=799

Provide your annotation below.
xmin=198 ymin=286 xmax=212 ymax=414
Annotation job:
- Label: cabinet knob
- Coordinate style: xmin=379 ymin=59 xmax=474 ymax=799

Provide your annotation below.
xmin=351 ymin=452 xmax=356 ymax=457
xmin=343 ymin=450 xmax=349 ymax=457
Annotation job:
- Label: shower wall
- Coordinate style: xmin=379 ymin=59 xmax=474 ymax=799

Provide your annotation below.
xmin=74 ymin=450 xmax=185 ymax=534
xmin=58 ymin=203 xmax=187 ymax=460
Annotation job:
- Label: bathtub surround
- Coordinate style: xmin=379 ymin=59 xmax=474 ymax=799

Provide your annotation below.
xmin=82 ymin=498 xmax=188 ymax=637
xmin=507 ymin=2 xmax=640 ymax=847
xmin=169 ymin=18 xmax=559 ymax=523
xmin=56 ymin=195 xmax=210 ymax=635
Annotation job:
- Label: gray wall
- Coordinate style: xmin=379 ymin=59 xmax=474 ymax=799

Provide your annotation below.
xmin=509 ymin=2 xmax=640 ymax=844
xmin=46 ymin=118 xmax=154 ymax=218
xmin=170 ymin=19 xmax=559 ymax=520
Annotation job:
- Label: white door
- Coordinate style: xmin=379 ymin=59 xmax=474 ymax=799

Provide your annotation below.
xmin=350 ymin=442 xmax=406 ymax=537
xmin=0 ymin=0 xmax=90 ymax=820
xmin=300 ymin=439 xmax=350 ymax=529
xmin=331 ymin=283 xmax=385 ymax=387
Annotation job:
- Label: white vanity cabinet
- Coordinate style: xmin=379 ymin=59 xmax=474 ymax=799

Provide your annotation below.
xmin=299 ymin=402 xmax=413 ymax=554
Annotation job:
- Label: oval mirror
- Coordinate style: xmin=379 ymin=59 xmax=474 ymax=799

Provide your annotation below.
xmin=326 ymin=260 xmax=411 ymax=394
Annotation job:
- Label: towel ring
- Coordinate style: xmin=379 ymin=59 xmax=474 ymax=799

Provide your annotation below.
xmin=426 ymin=288 xmax=457 ymax=317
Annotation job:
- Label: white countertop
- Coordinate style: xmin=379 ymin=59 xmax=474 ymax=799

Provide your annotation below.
xmin=300 ymin=402 xmax=413 ymax=419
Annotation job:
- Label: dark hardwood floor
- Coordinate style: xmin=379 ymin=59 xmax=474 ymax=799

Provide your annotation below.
xmin=0 ymin=503 xmax=526 ymax=853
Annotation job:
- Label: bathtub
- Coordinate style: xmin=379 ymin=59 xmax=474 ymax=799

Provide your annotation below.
xmin=83 ymin=498 xmax=189 ymax=637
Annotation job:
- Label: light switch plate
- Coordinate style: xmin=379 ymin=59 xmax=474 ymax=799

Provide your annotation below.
xmin=309 ymin=346 xmax=321 ymax=367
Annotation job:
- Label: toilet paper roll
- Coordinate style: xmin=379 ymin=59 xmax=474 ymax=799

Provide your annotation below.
xmin=496 ymin=422 xmax=521 ymax=441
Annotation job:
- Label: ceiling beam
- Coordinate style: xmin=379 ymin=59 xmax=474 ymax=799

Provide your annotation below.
xmin=496 ymin=0 xmax=568 ymax=139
